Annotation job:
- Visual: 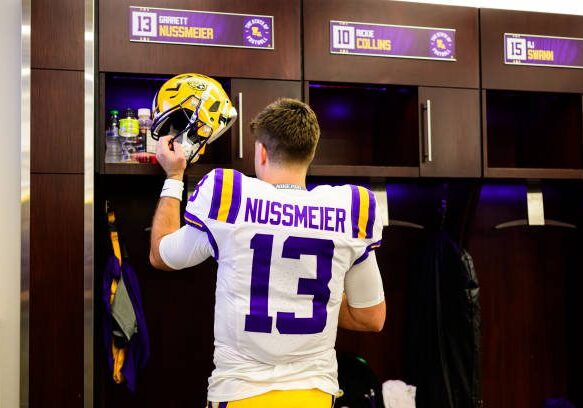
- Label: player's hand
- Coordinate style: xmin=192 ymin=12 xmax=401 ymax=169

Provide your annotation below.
xmin=156 ymin=136 xmax=187 ymax=180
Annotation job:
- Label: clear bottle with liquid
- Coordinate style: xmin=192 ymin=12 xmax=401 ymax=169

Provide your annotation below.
xmin=138 ymin=108 xmax=155 ymax=154
xmin=119 ymin=108 xmax=142 ymax=162
xmin=105 ymin=109 xmax=121 ymax=163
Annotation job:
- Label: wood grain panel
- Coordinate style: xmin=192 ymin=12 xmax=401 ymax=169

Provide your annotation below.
xmin=467 ymin=184 xmax=580 ymax=407
xmin=304 ymin=0 xmax=479 ymax=88
xmin=230 ymin=79 xmax=302 ymax=174
xmin=308 ymin=165 xmax=419 ymax=178
xmin=99 ymin=0 xmax=300 ymax=79
xmin=481 ymin=9 xmax=583 ymax=92
xmin=485 ymin=168 xmax=583 ymax=180
xmin=30 ymin=174 xmax=84 ymax=407
xmin=419 ymin=87 xmax=481 ymax=178
xmin=31 ymin=69 xmax=84 ymax=174
xmin=31 ymin=0 xmax=84 ymax=70
xmin=565 ymin=230 xmax=583 ymax=408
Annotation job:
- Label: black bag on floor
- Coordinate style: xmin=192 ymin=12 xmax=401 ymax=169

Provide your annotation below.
xmin=335 ymin=352 xmax=383 ymax=408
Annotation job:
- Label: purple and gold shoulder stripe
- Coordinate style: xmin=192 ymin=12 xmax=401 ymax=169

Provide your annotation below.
xmin=208 ymin=168 xmax=243 ymax=224
xmin=354 ymin=239 xmax=383 ymax=265
xmin=350 ymin=185 xmax=376 ymax=239
xmin=183 ymin=210 xmax=220 ymax=260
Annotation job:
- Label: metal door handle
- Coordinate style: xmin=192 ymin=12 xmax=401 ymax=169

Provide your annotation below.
xmin=424 ymin=99 xmax=433 ymax=163
xmin=238 ymin=92 xmax=243 ymax=159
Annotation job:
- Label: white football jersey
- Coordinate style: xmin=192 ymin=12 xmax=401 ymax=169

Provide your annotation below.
xmin=183 ymin=169 xmax=383 ymax=402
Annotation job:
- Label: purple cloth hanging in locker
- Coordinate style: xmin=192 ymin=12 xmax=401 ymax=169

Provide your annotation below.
xmin=102 ymin=254 xmax=150 ymax=391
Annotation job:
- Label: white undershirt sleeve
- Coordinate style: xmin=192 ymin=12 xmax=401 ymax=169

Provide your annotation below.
xmin=158 ymin=225 xmax=213 ymax=270
xmin=344 ymin=251 xmax=385 ymax=308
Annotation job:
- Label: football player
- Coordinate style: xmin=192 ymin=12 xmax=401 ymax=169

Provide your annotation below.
xmin=149 ymin=75 xmax=385 ymax=408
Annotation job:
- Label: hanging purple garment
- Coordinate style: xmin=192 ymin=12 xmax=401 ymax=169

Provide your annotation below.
xmin=102 ymin=254 xmax=150 ymax=391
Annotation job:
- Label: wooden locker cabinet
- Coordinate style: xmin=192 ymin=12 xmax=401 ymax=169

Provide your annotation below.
xmin=302 ymin=0 xmax=481 ymax=178
xmin=306 ymin=81 xmax=420 ymax=178
xmin=481 ymin=8 xmax=583 ymax=93
xmin=230 ymin=79 xmax=302 ymax=174
xmin=467 ymin=183 xmax=583 ymax=408
xmin=480 ymin=9 xmax=583 ymax=180
xmin=303 ymin=0 xmax=479 ymax=88
xmin=419 ymin=87 xmax=481 ymax=177
xmin=99 ymin=73 xmax=237 ymax=177
xmin=99 ymin=0 xmax=301 ymax=80
xmin=482 ymin=90 xmax=583 ymax=180
xmin=96 ymin=175 xmax=218 ymax=407
xmin=305 ymin=82 xmax=481 ymax=178
xmin=98 ymin=74 xmax=301 ymax=176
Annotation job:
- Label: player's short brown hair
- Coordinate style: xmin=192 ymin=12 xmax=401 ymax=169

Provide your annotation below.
xmin=250 ymin=98 xmax=320 ymax=165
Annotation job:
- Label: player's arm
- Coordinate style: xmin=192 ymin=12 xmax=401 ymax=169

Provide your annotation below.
xmin=153 ymin=225 xmax=213 ymax=270
xmin=149 ymin=136 xmax=187 ymax=271
xmin=150 ymin=197 xmax=181 ymax=271
xmin=339 ymin=252 xmax=386 ymax=332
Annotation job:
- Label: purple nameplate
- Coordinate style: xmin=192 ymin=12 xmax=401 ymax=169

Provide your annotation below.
xmin=504 ymin=33 xmax=583 ymax=69
xmin=330 ymin=20 xmax=456 ymax=61
xmin=129 ymin=6 xmax=274 ymax=50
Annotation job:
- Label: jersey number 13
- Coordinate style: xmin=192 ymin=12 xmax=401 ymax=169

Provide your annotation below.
xmin=244 ymin=233 xmax=334 ymax=335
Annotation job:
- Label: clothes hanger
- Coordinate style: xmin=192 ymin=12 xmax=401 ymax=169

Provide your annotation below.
xmin=494 ymin=183 xmax=576 ymax=230
xmin=371 ymin=183 xmax=424 ymax=230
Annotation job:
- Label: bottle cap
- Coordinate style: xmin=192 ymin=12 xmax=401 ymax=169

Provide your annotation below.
xmin=110 ymin=109 xmax=119 ymax=116
xmin=138 ymin=108 xmax=151 ymax=118
xmin=124 ymin=108 xmax=135 ymax=118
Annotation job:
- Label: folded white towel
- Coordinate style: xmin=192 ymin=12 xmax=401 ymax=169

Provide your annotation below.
xmin=382 ymin=380 xmax=416 ymax=408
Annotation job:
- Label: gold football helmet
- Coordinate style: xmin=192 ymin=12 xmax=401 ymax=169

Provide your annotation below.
xmin=151 ymin=73 xmax=237 ymax=164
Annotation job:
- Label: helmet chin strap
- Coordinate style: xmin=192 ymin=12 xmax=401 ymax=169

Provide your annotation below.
xmin=185 ymin=136 xmax=210 ymax=166
xmin=168 ymin=124 xmax=209 ymax=166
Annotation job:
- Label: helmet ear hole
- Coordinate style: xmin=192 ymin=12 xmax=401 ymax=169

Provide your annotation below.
xmin=208 ymin=101 xmax=220 ymax=112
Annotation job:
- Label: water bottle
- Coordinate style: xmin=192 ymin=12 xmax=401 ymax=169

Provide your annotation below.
xmin=105 ymin=110 xmax=121 ymax=163
xmin=138 ymin=108 xmax=155 ymax=154
xmin=119 ymin=108 xmax=142 ymax=162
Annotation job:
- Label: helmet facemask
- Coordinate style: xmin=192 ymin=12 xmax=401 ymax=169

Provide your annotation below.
xmin=151 ymin=73 xmax=238 ymax=166
xmin=151 ymin=95 xmax=212 ymax=164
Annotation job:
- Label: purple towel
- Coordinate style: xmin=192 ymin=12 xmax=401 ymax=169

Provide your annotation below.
xmin=102 ymin=255 xmax=150 ymax=391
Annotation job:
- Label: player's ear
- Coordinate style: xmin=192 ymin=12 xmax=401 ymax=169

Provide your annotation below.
xmin=259 ymin=142 xmax=268 ymax=165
